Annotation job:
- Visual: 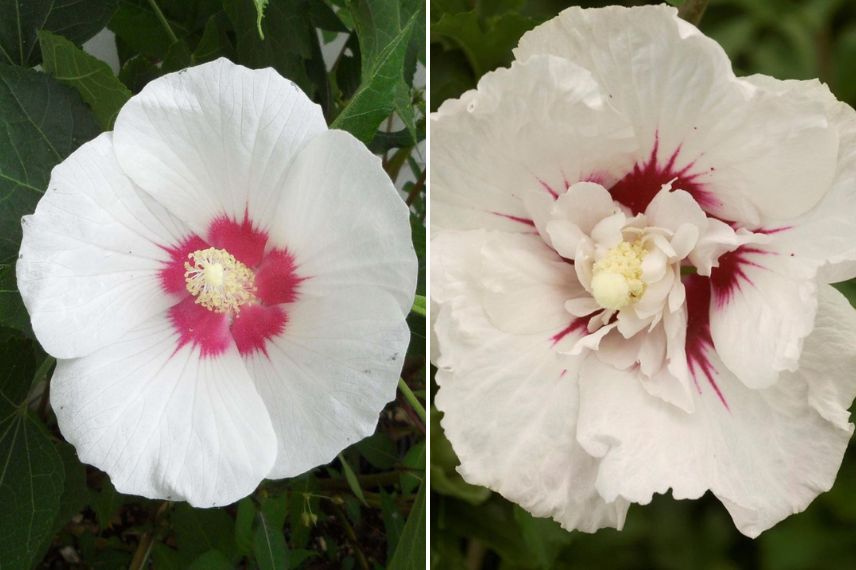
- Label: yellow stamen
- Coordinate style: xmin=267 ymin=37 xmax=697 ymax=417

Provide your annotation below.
xmin=184 ymin=247 xmax=255 ymax=313
xmin=591 ymin=239 xmax=647 ymax=310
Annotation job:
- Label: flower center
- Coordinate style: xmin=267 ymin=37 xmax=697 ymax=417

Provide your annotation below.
xmin=184 ymin=247 xmax=256 ymax=313
xmin=590 ymin=239 xmax=647 ymax=310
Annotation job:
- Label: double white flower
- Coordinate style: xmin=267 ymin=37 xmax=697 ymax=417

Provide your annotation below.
xmin=431 ymin=5 xmax=856 ymax=537
xmin=18 ymin=59 xmax=417 ymax=507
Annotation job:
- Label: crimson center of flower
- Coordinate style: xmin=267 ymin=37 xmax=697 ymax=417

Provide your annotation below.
xmin=184 ymin=247 xmax=257 ymax=313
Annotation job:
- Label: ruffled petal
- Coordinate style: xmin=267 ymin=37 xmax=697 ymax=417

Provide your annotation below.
xmin=750 ymin=76 xmax=856 ymax=282
xmin=515 ymin=5 xmax=837 ymax=223
xmin=244 ymin=286 xmax=409 ymax=479
xmin=481 ymin=232 xmax=583 ymax=335
xmin=17 ymin=133 xmax=186 ymax=359
xmin=51 ymin=311 xmax=277 ymax=507
xmin=433 ymin=230 xmax=628 ymax=532
xmin=267 ymin=130 xmax=416 ymax=316
xmin=431 ymin=54 xmax=635 ymax=233
xmin=113 ymin=58 xmax=326 ymax=235
xmin=709 ymin=243 xmax=817 ymax=388
xmin=578 ymin=285 xmax=856 ymax=537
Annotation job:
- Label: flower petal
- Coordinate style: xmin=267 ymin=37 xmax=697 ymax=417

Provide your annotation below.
xmin=751 ymin=76 xmax=856 ymax=282
xmin=516 ymin=5 xmax=837 ymax=223
xmin=244 ymin=286 xmax=408 ymax=479
xmin=709 ymin=244 xmax=817 ymax=388
xmin=578 ymin=285 xmax=856 ymax=537
xmin=268 ymin=129 xmax=416 ymax=316
xmin=17 ymin=133 xmax=185 ymax=359
xmin=431 ymin=54 xmax=634 ymax=233
xmin=481 ymin=232 xmax=582 ymax=335
xmin=113 ymin=58 xmax=326 ymax=236
xmin=51 ymin=312 xmax=277 ymax=507
xmin=433 ymin=229 xmax=627 ymax=532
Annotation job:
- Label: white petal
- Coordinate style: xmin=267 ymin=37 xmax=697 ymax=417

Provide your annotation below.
xmin=516 ymin=5 xmax=836 ymax=223
xmin=577 ymin=284 xmax=856 ymax=537
xmin=268 ymin=130 xmax=416 ymax=316
xmin=245 ymin=285 xmax=408 ymax=479
xmin=51 ymin=312 xmax=277 ymax=507
xmin=709 ymin=244 xmax=817 ymax=388
xmin=433 ymin=229 xmax=627 ymax=531
xmin=551 ymin=182 xmax=617 ymax=234
xmin=431 ymin=54 xmax=634 ymax=233
xmin=481 ymin=233 xmax=582 ymax=335
xmin=113 ymin=58 xmax=326 ymax=235
xmin=752 ymin=76 xmax=856 ymax=281
xmin=17 ymin=133 xmax=185 ymax=359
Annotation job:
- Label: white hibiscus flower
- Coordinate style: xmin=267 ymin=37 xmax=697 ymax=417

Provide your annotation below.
xmin=431 ymin=5 xmax=856 ymax=537
xmin=17 ymin=58 xmax=417 ymax=507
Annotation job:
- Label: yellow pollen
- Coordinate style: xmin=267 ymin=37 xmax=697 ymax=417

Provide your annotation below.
xmin=184 ymin=247 xmax=256 ymax=313
xmin=591 ymin=239 xmax=648 ymax=310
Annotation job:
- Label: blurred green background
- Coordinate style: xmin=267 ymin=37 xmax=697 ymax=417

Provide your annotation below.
xmin=430 ymin=1 xmax=856 ymax=568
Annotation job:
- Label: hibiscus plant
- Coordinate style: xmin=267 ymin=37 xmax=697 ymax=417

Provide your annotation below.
xmin=0 ymin=1 xmax=426 ymax=569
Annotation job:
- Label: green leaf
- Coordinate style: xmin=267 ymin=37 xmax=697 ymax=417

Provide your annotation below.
xmin=331 ymin=3 xmax=419 ymax=143
xmin=38 ymin=31 xmax=131 ymax=130
xmin=254 ymin=505 xmax=288 ymax=570
xmin=0 ymin=265 xmax=32 ymax=337
xmin=109 ymin=1 xmax=185 ymax=61
xmin=189 ymin=549 xmax=233 ymax=570
xmin=253 ymin=0 xmax=270 ymax=38
xmin=432 ymin=9 xmax=535 ymax=77
xmin=338 ymin=453 xmax=368 ymax=506
xmin=224 ymin=0 xmax=316 ymax=96
xmin=0 ymin=0 xmax=118 ymax=66
xmin=400 ymin=442 xmax=425 ymax=495
xmin=151 ymin=543 xmax=186 ymax=570
xmin=0 ymin=338 xmax=65 ymax=570
xmin=0 ymin=64 xmax=100 ymax=263
xmin=387 ymin=481 xmax=426 ymax=570
xmin=193 ymin=13 xmax=236 ymax=65
xmin=51 ymin=441 xmax=88 ymax=532
xmin=92 ymin=479 xmax=121 ymax=529
xmin=513 ymin=505 xmax=572 ymax=568
xmin=355 ymin=431 xmax=398 ymax=470
xmin=411 ymin=295 xmax=426 ymax=317
xmin=235 ymin=497 xmax=257 ymax=555
xmin=118 ymin=54 xmax=161 ymax=93
xmin=173 ymin=503 xmax=238 ymax=561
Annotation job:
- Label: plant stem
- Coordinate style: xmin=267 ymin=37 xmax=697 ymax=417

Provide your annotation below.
xmin=331 ymin=502 xmax=370 ymax=570
xmin=128 ymin=533 xmax=154 ymax=570
xmin=678 ymin=0 xmax=709 ymax=26
xmin=147 ymin=0 xmax=178 ymax=44
xmin=397 ymin=378 xmax=426 ymax=423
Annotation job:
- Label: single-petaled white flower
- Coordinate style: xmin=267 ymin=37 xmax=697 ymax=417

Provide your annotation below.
xmin=431 ymin=5 xmax=856 ymax=537
xmin=17 ymin=59 xmax=416 ymax=507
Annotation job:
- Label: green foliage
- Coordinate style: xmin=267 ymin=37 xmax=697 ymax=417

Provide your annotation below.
xmin=38 ymin=31 xmax=132 ymax=129
xmin=431 ymin=1 xmax=856 ymax=569
xmin=0 ymin=0 xmax=118 ymax=66
xmin=0 ymin=0 xmax=425 ymax=568
xmin=332 ymin=0 xmax=420 ymax=144
xmin=0 ymin=64 xmax=100 ymax=264
xmin=0 ymin=340 xmax=64 ymax=570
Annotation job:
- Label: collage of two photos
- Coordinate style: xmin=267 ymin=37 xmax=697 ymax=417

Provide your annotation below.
xmin=2 ymin=0 xmax=856 ymax=568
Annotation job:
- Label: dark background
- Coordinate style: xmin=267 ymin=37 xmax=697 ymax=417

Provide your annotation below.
xmin=430 ymin=1 xmax=856 ymax=568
